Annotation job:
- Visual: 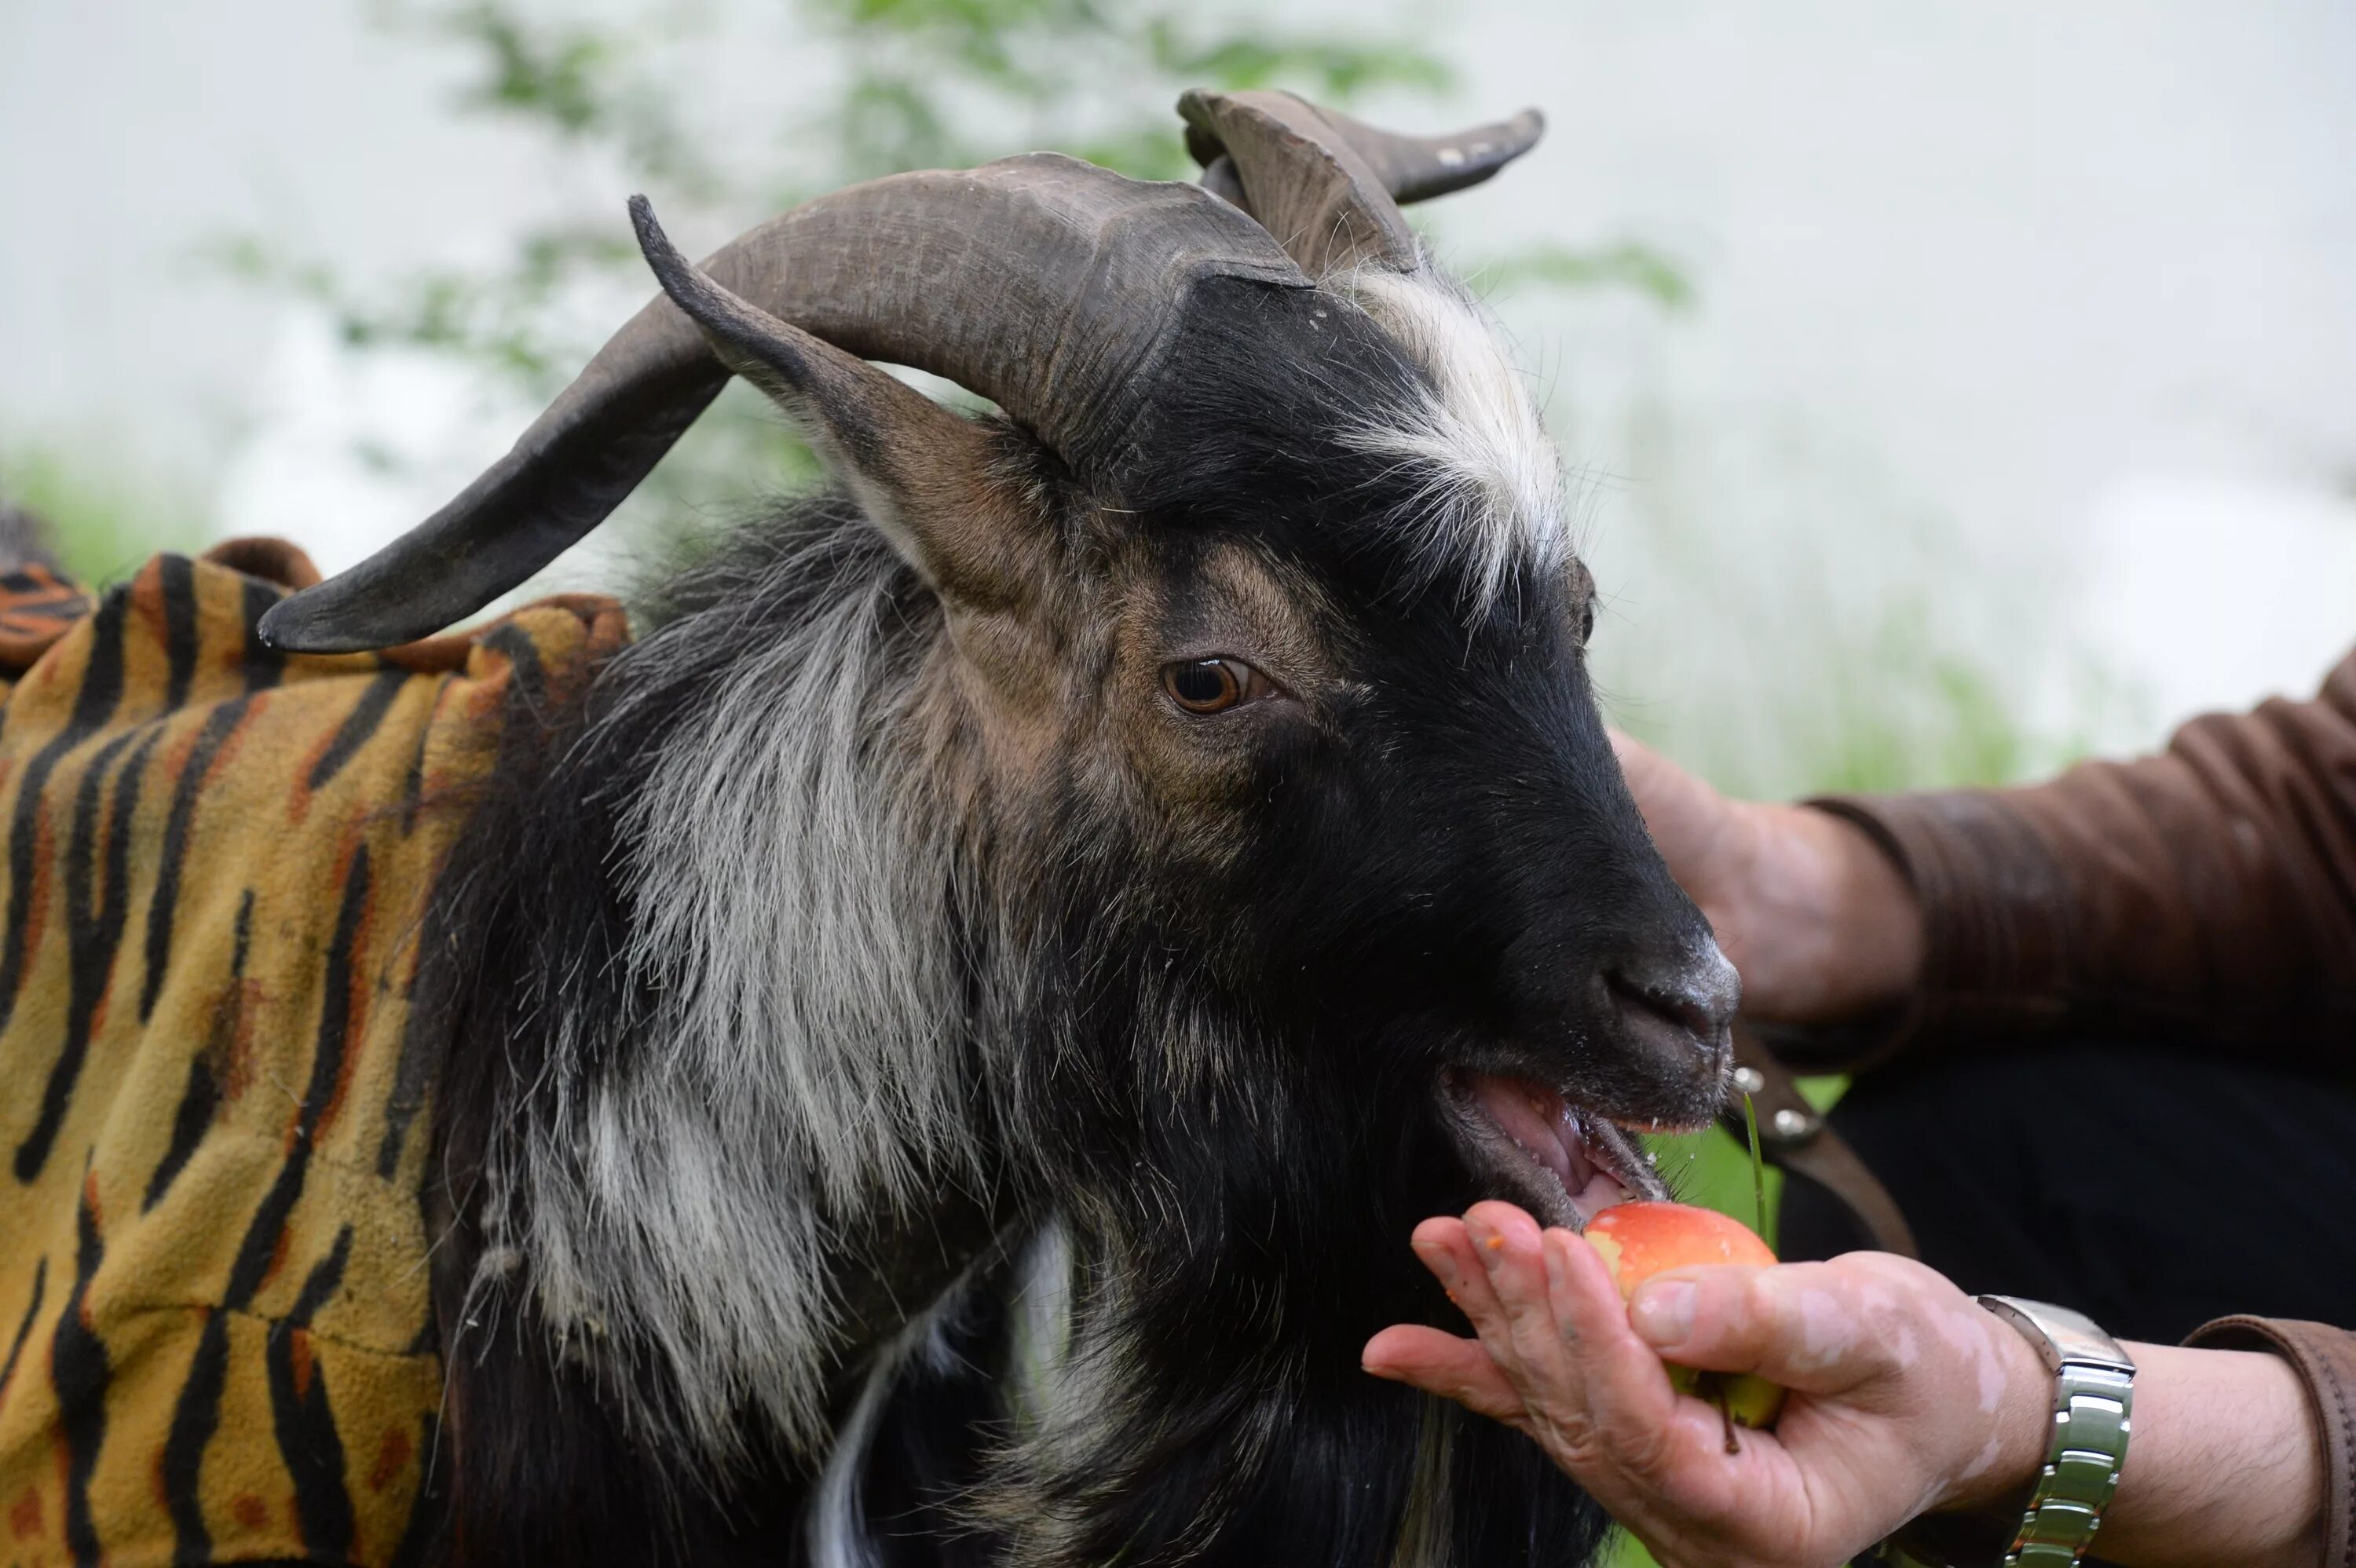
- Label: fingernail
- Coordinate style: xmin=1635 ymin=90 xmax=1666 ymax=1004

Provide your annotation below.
xmin=1631 ymin=1280 xmax=1696 ymax=1344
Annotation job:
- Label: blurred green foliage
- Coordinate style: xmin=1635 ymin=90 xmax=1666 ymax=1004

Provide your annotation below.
xmin=1609 ymin=596 xmax=2128 ymax=802
xmin=0 ymin=441 xmax=211 ymax=587
xmin=225 ymin=0 xmax=1446 ymax=387
xmin=216 ymin=0 xmax=1690 ymax=522
xmin=1487 ymin=241 xmax=1696 ymax=313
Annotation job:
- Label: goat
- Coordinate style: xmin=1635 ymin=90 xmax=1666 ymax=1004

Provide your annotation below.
xmin=2 ymin=91 xmax=1737 ymax=1567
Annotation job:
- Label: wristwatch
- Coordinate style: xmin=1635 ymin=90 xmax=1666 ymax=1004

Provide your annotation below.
xmin=1875 ymin=1296 xmax=2136 ymax=1568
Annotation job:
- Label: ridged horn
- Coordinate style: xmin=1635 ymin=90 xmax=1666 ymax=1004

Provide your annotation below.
xmin=1178 ymin=90 xmax=1545 ymax=276
xmin=261 ymin=153 xmax=1307 ymax=652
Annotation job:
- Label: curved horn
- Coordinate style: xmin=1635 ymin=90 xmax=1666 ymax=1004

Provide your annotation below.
xmin=1178 ymin=90 xmax=1544 ymax=276
xmin=261 ymin=155 xmax=1306 ymax=653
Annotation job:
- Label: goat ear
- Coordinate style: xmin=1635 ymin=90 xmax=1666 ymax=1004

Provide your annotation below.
xmin=631 ymin=197 xmax=1044 ymax=607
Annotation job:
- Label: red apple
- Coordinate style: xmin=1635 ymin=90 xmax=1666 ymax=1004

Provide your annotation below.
xmin=1586 ymin=1201 xmax=1787 ymax=1433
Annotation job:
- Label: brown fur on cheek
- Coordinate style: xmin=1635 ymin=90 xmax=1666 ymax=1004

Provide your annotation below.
xmin=1089 ymin=539 xmax=1341 ymax=880
xmin=942 ymin=609 xmax=1059 ymax=756
xmin=916 ymin=554 xmax=1111 ymax=915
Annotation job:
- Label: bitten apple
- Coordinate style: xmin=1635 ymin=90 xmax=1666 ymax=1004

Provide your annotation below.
xmin=1586 ymin=1201 xmax=1787 ymax=1432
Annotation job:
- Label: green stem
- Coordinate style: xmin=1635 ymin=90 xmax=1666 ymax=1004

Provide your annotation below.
xmin=1741 ymin=1091 xmax=1766 ymax=1237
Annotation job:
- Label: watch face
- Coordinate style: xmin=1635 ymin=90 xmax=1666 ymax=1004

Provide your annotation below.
xmin=1979 ymin=1296 xmax=2137 ymax=1372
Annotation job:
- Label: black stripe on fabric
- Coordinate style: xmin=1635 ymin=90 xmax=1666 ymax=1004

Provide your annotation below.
xmin=53 ymin=1174 xmax=110 ymax=1568
xmin=139 ymin=693 xmax=255 ymax=1025
xmin=14 ymin=727 xmax=141 ymax=1182
xmin=482 ymin=623 xmax=547 ymax=715
xmin=159 ymin=553 xmax=199 ymax=712
xmin=173 ymin=859 xmax=368 ymax=1558
xmin=396 ymin=682 xmax=439 ymax=835
xmin=288 ymin=1225 xmax=351 ymax=1322
xmin=0 ymin=1255 xmax=44 ymax=1399
xmin=266 ymin=1225 xmax=357 ymax=1561
xmin=142 ymin=1051 xmax=220 ymax=1213
xmin=162 ymin=1307 xmax=229 ymax=1563
xmin=137 ymin=803 xmax=229 ymax=1211
xmin=232 ymin=881 xmax=253 ymax=970
xmin=386 ymin=1407 xmax=445 ymax=1568
xmin=103 ymin=727 xmax=164 ymax=940
xmin=375 ymin=991 xmax=436 ymax=1180
xmin=5 ymin=598 xmax=89 ymax=624
xmin=0 ymin=590 xmax=130 ymax=1057
xmin=240 ymin=578 xmax=285 ymax=693
xmin=306 ymin=668 xmax=407 ymax=797
xmin=221 ymin=845 xmax=369 ymax=1311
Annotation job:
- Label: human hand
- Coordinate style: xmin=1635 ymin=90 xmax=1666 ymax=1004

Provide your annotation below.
xmin=1609 ymin=732 xmax=1924 ymax=1023
xmin=1362 ymin=1201 xmax=2051 ymax=1568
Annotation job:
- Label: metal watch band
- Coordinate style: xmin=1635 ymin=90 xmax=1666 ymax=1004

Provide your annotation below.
xmin=1977 ymin=1296 xmax=2136 ymax=1566
xmin=1873 ymin=1296 xmax=2135 ymax=1568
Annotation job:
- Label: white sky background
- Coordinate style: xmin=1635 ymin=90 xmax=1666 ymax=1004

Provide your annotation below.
xmin=2 ymin=0 xmax=2352 ymax=791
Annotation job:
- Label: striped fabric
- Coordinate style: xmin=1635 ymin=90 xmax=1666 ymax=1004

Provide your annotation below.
xmin=0 ymin=543 xmax=627 ymax=1566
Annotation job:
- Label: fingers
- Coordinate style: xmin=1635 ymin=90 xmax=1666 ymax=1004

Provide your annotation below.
xmin=1626 ymin=1259 xmax=1905 ymax=1394
xmin=1462 ymin=1203 xmax=1581 ymax=1386
xmin=1409 ymin=1205 xmax=1609 ymax=1426
xmin=1537 ymin=1229 xmax=1691 ymax=1464
xmin=1361 ymin=1325 xmax=1525 ymax=1424
xmin=1383 ymin=1208 xmax=1564 ymax=1431
xmin=1387 ymin=1206 xmax=1802 ymax=1549
xmin=1455 ymin=1204 xmax=1704 ymax=1485
xmin=1383 ymin=1221 xmax=1972 ymax=1567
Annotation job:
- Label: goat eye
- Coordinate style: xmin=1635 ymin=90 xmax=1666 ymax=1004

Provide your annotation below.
xmin=1162 ymin=657 xmax=1264 ymax=715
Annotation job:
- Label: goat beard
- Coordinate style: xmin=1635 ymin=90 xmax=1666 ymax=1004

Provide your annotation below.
xmin=950 ymin=1031 xmax=1615 ymax=1568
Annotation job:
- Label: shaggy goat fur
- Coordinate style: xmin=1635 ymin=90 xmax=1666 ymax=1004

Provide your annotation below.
xmin=414 ymin=251 xmax=1729 ymax=1568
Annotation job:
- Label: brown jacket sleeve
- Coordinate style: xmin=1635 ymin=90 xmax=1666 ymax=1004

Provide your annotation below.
xmin=1811 ymin=649 xmax=2356 ymax=1072
xmin=2182 ymin=1317 xmax=2356 ymax=1568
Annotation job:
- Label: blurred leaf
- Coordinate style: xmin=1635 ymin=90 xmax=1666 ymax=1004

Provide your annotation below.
xmin=440 ymin=1 xmax=614 ymax=135
xmin=1483 ymin=240 xmax=1696 ymax=310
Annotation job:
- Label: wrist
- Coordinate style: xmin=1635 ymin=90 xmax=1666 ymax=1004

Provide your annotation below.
xmin=1736 ymin=802 xmax=1925 ymax=1023
xmin=1915 ymin=1339 xmax=2325 ymax=1568
xmin=1933 ymin=1307 xmax=2058 ymax=1516
xmin=2095 ymin=1343 xmax=2323 ymax=1568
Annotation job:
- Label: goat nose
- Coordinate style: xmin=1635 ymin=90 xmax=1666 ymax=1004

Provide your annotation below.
xmin=1604 ymin=945 xmax=1740 ymax=1053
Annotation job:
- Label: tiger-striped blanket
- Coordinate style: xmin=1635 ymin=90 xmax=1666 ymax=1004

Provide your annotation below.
xmin=0 ymin=541 xmax=627 ymax=1566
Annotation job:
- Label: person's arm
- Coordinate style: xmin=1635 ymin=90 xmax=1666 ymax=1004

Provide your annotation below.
xmin=1609 ymin=734 xmax=1925 ymax=1025
xmin=1615 ymin=649 xmax=2356 ymax=1066
xmin=1364 ymin=1204 xmax=2340 ymax=1568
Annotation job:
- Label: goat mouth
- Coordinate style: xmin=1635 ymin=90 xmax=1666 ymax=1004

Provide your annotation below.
xmin=1440 ymin=1069 xmax=1670 ymax=1230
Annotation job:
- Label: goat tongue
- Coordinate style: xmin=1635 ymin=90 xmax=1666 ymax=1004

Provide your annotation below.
xmin=1465 ymin=1072 xmax=1635 ymax=1218
xmin=1468 ymin=1074 xmax=1593 ymax=1192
